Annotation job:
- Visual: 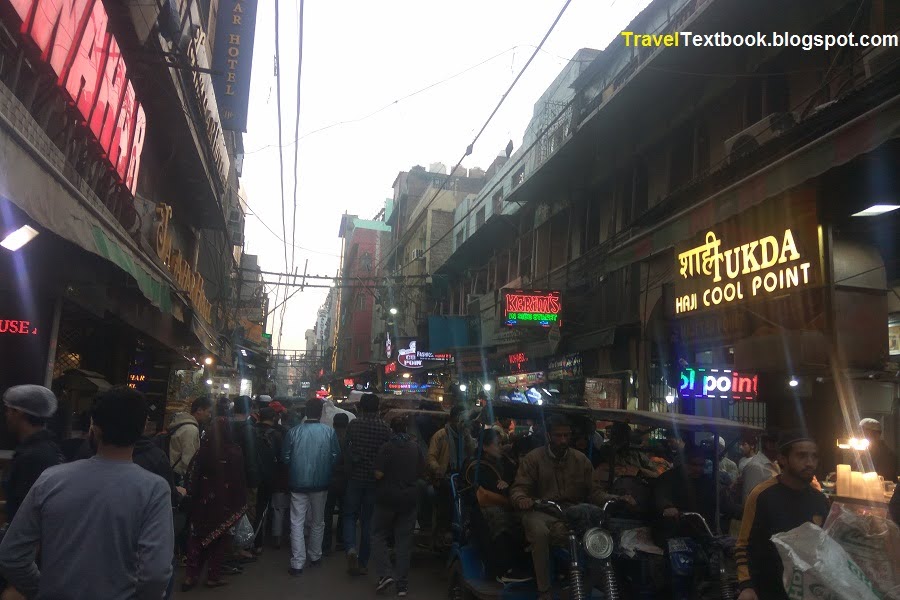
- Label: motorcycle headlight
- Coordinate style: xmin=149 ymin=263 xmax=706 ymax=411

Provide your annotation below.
xmin=583 ymin=527 xmax=614 ymax=560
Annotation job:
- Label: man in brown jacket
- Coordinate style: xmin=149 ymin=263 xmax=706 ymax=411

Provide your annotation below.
xmin=510 ymin=414 xmax=628 ymax=599
xmin=426 ymin=405 xmax=476 ymax=480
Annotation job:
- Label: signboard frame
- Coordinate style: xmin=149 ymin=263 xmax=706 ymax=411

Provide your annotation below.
xmin=502 ymin=289 xmax=562 ymax=328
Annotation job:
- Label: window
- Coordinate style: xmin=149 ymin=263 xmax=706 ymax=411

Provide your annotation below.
xmin=492 ymin=189 xmax=504 ymax=215
xmin=512 ymin=166 xmax=525 ymax=187
xmin=456 ymin=230 xmax=465 ymax=248
xmin=360 ymin=252 xmax=372 ymax=272
xmin=476 ymin=206 xmax=486 ymax=228
xmin=669 ymin=124 xmax=695 ymax=191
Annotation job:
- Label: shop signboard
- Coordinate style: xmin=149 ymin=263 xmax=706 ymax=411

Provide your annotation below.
xmin=547 ymin=353 xmax=582 ymax=380
xmin=4 ymin=0 xmax=147 ymax=194
xmin=502 ymin=289 xmax=562 ymax=327
xmin=386 ymin=381 xmax=429 ymax=392
xmin=678 ymin=367 xmax=758 ymax=402
xmin=508 ymin=352 xmax=528 ymax=373
xmin=0 ymin=296 xmax=54 ymax=390
xmin=211 ymin=0 xmax=259 ymax=132
xmin=671 ymin=199 xmax=821 ymax=317
xmin=584 ymin=378 xmax=623 ymax=410
xmin=395 ymin=340 xmax=453 ymax=369
xmin=153 ymin=203 xmax=213 ymax=322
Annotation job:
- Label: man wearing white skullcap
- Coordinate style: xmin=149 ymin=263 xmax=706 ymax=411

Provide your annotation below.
xmin=2 ymin=385 xmax=62 ymax=522
xmin=860 ymin=418 xmax=897 ymax=483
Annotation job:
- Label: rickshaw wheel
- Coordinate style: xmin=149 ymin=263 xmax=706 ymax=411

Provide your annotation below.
xmin=448 ymin=561 xmax=475 ymax=600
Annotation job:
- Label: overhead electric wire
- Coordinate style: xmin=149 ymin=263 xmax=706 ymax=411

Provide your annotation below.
xmin=273 ymin=0 xmax=289 ymax=275
xmin=370 ymin=0 xmax=574 ymax=277
xmin=242 ymin=45 xmax=532 ymax=155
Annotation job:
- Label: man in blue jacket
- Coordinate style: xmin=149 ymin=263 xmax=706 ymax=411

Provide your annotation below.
xmin=282 ymin=398 xmax=340 ymax=576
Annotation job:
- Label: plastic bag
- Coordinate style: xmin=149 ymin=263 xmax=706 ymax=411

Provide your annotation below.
xmin=772 ymin=522 xmax=881 ymax=600
xmin=620 ymin=527 xmax=664 ymax=558
xmin=824 ymin=502 xmax=900 ymax=599
xmin=232 ymin=515 xmax=255 ymax=549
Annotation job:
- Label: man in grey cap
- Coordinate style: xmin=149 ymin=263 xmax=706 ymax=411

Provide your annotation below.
xmin=860 ymin=418 xmax=897 ymax=483
xmin=2 ymin=385 xmax=62 ymax=523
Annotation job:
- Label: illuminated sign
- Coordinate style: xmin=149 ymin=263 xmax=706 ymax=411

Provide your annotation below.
xmin=508 ymin=352 xmax=527 ymax=372
xmin=387 ymin=382 xmax=430 ymax=392
xmin=396 ymin=340 xmax=453 ymax=369
xmin=503 ymin=290 xmax=561 ymax=327
xmin=0 ymin=319 xmax=38 ymax=335
xmin=6 ymin=0 xmax=147 ymax=194
xmin=212 ymin=0 xmax=259 ymax=132
xmin=384 ymin=362 xmax=397 ymax=375
xmin=154 ymin=204 xmax=213 ymax=321
xmin=679 ymin=367 xmax=758 ymax=401
xmin=671 ymin=200 xmax=821 ymax=316
xmin=343 ymin=378 xmax=354 ymax=388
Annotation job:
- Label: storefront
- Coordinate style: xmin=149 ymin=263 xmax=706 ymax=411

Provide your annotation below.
xmin=382 ymin=338 xmax=454 ymax=401
xmin=654 ymin=180 xmax=898 ymax=473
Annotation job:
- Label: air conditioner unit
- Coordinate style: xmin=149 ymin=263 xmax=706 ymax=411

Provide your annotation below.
xmin=724 ymin=112 xmax=796 ymax=164
xmin=863 ymin=45 xmax=894 ymax=80
xmin=412 ymin=249 xmax=426 ymax=260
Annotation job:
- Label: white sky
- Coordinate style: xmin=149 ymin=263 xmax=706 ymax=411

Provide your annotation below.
xmin=240 ymin=0 xmax=652 ymax=350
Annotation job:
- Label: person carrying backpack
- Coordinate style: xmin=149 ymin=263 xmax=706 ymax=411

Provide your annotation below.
xmin=165 ymin=397 xmax=213 ymax=486
xmin=252 ymin=407 xmax=283 ymax=554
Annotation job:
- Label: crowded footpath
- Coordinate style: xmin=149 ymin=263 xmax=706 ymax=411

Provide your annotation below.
xmin=0 ymin=386 xmax=896 ymax=599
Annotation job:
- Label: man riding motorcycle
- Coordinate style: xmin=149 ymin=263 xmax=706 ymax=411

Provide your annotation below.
xmin=509 ymin=415 xmax=633 ymax=600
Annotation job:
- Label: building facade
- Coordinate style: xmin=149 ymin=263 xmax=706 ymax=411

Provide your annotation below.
xmin=432 ymin=0 xmax=899 ymax=469
xmin=0 ymin=0 xmax=263 ymax=438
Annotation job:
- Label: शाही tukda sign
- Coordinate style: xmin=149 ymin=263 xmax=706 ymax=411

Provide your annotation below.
xmin=671 ymin=208 xmax=821 ymax=316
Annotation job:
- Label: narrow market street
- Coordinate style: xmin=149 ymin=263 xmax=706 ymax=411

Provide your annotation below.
xmin=173 ymin=548 xmax=447 ymax=599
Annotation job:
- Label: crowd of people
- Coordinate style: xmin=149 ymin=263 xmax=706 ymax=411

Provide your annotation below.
xmin=0 ymin=384 xmax=896 ymax=600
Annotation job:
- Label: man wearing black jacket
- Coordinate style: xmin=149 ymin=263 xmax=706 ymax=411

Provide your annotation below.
xmin=2 ymin=385 xmax=63 ymax=524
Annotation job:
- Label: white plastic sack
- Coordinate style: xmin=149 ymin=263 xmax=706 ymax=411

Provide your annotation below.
xmin=824 ymin=503 xmax=900 ymax=600
xmin=772 ymin=522 xmax=881 ymax=600
xmin=232 ymin=514 xmax=255 ymax=549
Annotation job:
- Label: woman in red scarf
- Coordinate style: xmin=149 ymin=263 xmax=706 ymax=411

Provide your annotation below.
xmin=182 ymin=417 xmax=248 ymax=591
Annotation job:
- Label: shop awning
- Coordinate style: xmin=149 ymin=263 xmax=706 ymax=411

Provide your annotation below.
xmin=0 ymin=81 xmax=175 ymax=315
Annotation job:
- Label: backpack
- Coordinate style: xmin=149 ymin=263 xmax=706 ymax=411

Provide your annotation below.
xmin=152 ymin=421 xmax=198 ymax=468
xmin=255 ymin=426 xmax=278 ymax=485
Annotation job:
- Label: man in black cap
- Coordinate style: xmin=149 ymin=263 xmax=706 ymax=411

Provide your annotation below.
xmin=2 ymin=385 xmax=63 ymax=523
xmin=735 ymin=430 xmax=829 ymax=600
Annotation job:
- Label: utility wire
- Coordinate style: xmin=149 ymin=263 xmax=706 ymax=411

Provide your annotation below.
xmin=371 ymin=0 xmax=574 ymax=276
xmin=274 ymin=0 xmax=289 ymax=276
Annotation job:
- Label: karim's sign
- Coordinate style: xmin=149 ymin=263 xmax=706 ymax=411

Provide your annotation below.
xmin=671 ymin=200 xmax=821 ymax=316
xmin=5 ymin=0 xmax=147 ymax=194
xmin=503 ymin=289 xmax=561 ymax=327
xmin=679 ymin=367 xmax=758 ymax=402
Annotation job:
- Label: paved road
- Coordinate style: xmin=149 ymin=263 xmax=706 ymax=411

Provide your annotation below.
xmin=173 ymin=546 xmax=448 ymax=599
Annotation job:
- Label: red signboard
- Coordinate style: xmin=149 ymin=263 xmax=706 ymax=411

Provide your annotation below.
xmin=0 ymin=319 xmax=37 ymax=335
xmin=502 ymin=289 xmax=562 ymax=327
xmin=384 ymin=362 xmax=397 ymax=375
xmin=508 ymin=352 xmax=527 ymax=372
xmin=6 ymin=0 xmax=147 ymax=194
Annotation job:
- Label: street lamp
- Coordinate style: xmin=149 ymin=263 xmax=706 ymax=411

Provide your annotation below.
xmin=402 ymin=373 xmax=411 ymax=379
xmin=458 ymin=384 xmax=467 ymax=392
xmin=389 ymin=307 xmax=398 ymax=315
xmin=223 ymin=383 xmax=230 ymax=389
xmin=204 ymin=357 xmax=214 ymax=366
xmin=483 ymin=383 xmax=492 ymax=392
xmin=205 ymin=379 xmax=212 ymax=385
xmin=788 ymin=377 xmax=799 ymax=388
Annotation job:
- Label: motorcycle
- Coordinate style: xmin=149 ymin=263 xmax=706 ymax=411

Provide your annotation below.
xmin=669 ymin=512 xmax=736 ymax=600
xmin=533 ymin=499 xmax=622 ymax=600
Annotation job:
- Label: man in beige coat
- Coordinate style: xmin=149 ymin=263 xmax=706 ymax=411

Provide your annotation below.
xmin=510 ymin=414 xmax=630 ymax=600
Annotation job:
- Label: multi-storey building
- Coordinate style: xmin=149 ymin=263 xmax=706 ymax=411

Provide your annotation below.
xmin=0 ymin=0 xmax=261 ymax=435
xmin=435 ymin=0 xmax=900 ymax=470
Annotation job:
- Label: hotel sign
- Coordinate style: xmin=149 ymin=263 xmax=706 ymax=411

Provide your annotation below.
xmin=154 ymin=204 xmax=213 ymax=322
xmin=212 ymin=0 xmax=259 ymax=132
xmin=5 ymin=0 xmax=147 ymax=194
xmin=679 ymin=367 xmax=758 ymax=402
xmin=503 ymin=289 xmax=562 ymax=327
xmin=671 ymin=202 xmax=820 ymax=316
